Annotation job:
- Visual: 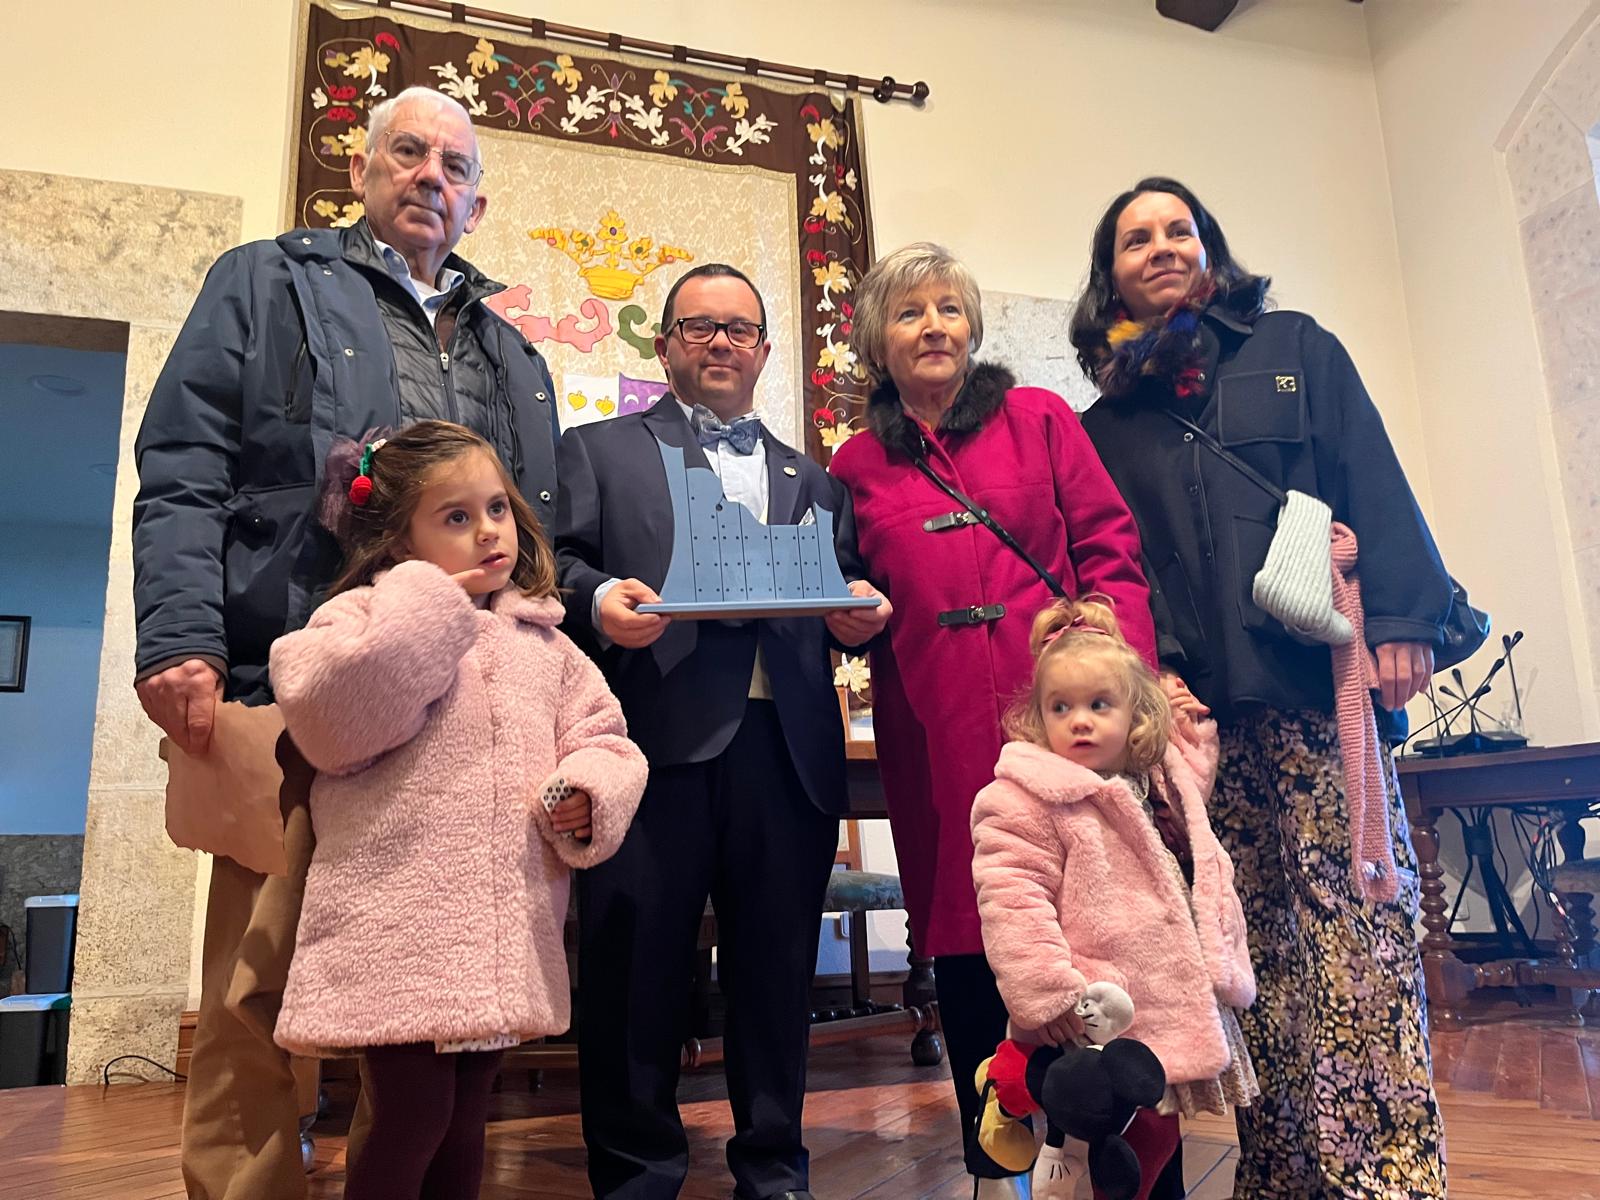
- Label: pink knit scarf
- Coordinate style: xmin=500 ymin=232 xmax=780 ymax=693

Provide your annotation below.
xmin=1329 ymin=523 xmax=1399 ymax=903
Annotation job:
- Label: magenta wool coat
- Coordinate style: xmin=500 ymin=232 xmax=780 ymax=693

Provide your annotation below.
xmin=269 ymin=560 xmax=647 ymax=1056
xmin=970 ymin=729 xmax=1256 ymax=1084
xmin=829 ymin=365 xmax=1156 ymax=957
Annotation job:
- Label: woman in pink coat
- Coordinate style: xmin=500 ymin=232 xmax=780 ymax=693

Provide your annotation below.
xmin=971 ymin=597 xmax=1257 ymax=1199
xmin=829 ymin=242 xmax=1155 ymax=1193
xmin=270 ymin=421 xmax=646 ymax=1200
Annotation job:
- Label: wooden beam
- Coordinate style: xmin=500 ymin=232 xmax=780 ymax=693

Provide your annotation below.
xmin=0 ymin=311 xmax=128 ymax=354
xmin=1156 ymin=0 xmax=1240 ymax=32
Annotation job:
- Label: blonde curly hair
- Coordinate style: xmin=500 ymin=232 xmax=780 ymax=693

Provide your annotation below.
xmin=1003 ymin=596 xmax=1170 ymax=774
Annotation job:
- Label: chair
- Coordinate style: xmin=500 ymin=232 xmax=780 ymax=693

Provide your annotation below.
xmin=818 ymin=868 xmax=943 ymax=1066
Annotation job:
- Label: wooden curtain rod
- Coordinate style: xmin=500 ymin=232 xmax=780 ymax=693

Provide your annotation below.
xmin=358 ymin=0 xmax=931 ymax=104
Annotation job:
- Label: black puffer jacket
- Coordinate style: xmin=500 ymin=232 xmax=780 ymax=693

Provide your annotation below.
xmin=133 ymin=221 xmax=559 ymax=703
xmin=1080 ymin=305 xmax=1452 ymax=716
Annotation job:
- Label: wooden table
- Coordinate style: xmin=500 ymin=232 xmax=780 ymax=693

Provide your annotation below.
xmin=1397 ymin=743 xmax=1600 ymax=1029
xmin=845 ymin=740 xmax=888 ymax=818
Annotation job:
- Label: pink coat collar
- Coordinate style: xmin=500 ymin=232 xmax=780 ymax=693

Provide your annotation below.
xmin=489 ymin=587 xmax=565 ymax=628
xmin=991 ymin=738 xmax=1221 ymax=877
xmin=993 ymin=740 xmax=1133 ymax=806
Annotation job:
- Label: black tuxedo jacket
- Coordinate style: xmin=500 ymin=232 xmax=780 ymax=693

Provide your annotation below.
xmin=554 ymin=398 xmax=863 ymax=814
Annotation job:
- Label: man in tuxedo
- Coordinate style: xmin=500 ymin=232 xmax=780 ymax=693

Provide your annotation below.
xmin=555 ymin=263 xmax=891 ymax=1200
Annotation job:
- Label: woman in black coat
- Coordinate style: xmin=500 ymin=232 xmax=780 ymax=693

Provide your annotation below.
xmin=1070 ymin=177 xmax=1449 ymax=1200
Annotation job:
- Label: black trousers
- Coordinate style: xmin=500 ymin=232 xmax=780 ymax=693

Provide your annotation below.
xmin=933 ymin=954 xmax=1186 ymax=1196
xmin=933 ymin=953 xmax=1022 ymax=1180
xmin=577 ymin=701 xmax=839 ymax=1200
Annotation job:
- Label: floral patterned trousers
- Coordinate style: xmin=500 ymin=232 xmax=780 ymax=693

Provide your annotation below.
xmin=1213 ymin=709 xmax=1446 ymax=1199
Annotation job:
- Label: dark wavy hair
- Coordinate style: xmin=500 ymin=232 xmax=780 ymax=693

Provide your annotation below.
xmin=320 ymin=420 xmax=557 ymax=600
xmin=1068 ymin=176 xmax=1270 ymax=385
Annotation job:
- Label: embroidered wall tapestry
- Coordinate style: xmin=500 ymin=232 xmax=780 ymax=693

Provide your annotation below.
xmin=291 ymin=0 xmax=874 ymax=460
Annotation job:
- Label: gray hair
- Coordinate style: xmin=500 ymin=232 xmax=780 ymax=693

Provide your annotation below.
xmin=365 ymin=86 xmax=480 ymax=162
xmin=849 ymin=242 xmax=984 ymax=389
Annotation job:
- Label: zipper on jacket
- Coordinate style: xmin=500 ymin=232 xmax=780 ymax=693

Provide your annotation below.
xmin=438 ymin=297 xmax=483 ymax=425
xmin=438 ymin=348 xmax=458 ymax=423
xmin=283 ymin=339 xmax=311 ymax=423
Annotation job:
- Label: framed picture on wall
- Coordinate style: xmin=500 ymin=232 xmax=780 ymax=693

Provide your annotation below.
xmin=0 ymin=616 xmax=29 ymax=693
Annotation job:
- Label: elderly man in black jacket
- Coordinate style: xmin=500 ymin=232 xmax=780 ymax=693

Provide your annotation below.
xmin=131 ymin=85 xmax=557 ymax=1200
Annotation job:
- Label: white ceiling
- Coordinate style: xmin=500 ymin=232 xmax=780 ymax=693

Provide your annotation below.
xmin=0 ymin=343 xmax=126 ymax=529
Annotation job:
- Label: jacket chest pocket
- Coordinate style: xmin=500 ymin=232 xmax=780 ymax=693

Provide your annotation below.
xmin=1216 ymin=370 xmax=1306 ymax=454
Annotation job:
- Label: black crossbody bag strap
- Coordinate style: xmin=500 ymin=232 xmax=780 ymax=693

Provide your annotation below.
xmin=1165 ymin=410 xmax=1289 ymax=506
xmin=911 ymin=452 xmax=1068 ymax=599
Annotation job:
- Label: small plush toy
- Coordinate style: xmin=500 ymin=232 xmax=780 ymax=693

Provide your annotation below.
xmin=974 ymin=983 xmax=1165 ymax=1200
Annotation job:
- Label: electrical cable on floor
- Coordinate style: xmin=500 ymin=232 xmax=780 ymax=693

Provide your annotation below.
xmin=102 ymin=1054 xmax=186 ymax=1087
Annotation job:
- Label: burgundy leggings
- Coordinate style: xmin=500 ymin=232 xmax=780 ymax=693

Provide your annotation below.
xmin=343 ymin=1043 xmax=504 ymax=1200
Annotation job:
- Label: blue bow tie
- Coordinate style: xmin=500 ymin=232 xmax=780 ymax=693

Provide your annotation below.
xmin=692 ymin=406 xmax=761 ymax=455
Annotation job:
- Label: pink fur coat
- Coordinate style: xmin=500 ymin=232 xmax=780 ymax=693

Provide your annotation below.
xmin=269 ymin=560 xmax=647 ymax=1055
xmin=970 ymin=726 xmax=1255 ymax=1084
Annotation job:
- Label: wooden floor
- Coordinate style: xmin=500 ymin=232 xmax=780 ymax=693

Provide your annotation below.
xmin=1432 ymin=999 xmax=1600 ymax=1116
xmin=4 ymin=1001 xmax=1600 ymax=1200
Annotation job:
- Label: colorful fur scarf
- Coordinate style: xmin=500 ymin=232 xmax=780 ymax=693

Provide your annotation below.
xmin=1094 ymin=279 xmax=1216 ymax=400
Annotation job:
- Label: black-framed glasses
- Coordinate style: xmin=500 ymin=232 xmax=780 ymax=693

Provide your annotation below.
xmin=381 ymin=130 xmax=483 ymax=186
xmin=671 ymin=317 xmax=765 ymax=349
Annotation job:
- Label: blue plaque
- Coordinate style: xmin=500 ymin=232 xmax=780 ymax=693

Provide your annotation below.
xmin=637 ymin=436 xmax=880 ymax=619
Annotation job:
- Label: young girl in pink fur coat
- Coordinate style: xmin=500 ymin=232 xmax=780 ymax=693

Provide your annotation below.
xmin=269 ymin=421 xmax=647 ymax=1200
xmin=970 ymin=597 xmax=1258 ymax=1200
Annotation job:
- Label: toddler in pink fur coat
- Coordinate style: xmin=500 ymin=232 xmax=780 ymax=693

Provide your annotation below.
xmin=970 ymin=597 xmax=1259 ymax=1200
xmin=269 ymin=421 xmax=647 ymax=1200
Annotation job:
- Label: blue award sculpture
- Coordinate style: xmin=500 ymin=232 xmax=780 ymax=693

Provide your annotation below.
xmin=636 ymin=436 xmax=881 ymax=619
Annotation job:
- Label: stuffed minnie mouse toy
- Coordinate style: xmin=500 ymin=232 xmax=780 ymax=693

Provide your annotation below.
xmin=974 ymin=982 xmax=1166 ymax=1200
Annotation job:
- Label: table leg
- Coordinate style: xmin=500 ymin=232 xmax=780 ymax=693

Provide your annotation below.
xmin=1553 ymin=802 xmax=1594 ymax=1033
xmin=1411 ymin=801 xmax=1474 ymax=1029
xmin=903 ymin=917 xmax=943 ymax=1067
xmin=1555 ymin=803 xmax=1594 ymax=968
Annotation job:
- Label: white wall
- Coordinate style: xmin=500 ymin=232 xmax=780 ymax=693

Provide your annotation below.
xmin=1366 ymin=0 xmax=1597 ymax=744
xmin=0 ymin=524 xmax=113 ymax=834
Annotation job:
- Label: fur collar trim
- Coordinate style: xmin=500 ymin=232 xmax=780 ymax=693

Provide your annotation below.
xmin=866 ymin=362 xmax=1016 ymax=459
xmin=993 ymin=741 xmax=1136 ymax=806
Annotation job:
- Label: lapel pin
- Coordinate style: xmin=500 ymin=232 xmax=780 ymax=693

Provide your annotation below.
xmin=783 ymin=465 xmax=798 ymax=476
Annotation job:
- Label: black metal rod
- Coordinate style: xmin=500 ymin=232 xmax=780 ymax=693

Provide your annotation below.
xmin=362 ymin=0 xmax=930 ymax=104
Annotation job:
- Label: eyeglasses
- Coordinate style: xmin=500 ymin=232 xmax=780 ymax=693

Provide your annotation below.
xmin=380 ymin=130 xmax=483 ymax=186
xmin=671 ymin=317 xmax=765 ymax=349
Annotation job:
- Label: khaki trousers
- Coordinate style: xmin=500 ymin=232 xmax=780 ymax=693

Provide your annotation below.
xmin=179 ymin=734 xmax=336 ymax=1199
